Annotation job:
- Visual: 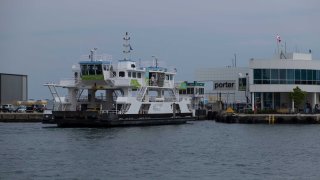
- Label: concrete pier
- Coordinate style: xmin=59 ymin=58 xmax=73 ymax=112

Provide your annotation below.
xmin=215 ymin=113 xmax=320 ymax=124
xmin=0 ymin=113 xmax=43 ymax=122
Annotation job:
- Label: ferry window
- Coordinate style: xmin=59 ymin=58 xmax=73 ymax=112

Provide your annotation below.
xmin=166 ymin=75 xmax=169 ymax=80
xmin=169 ymin=75 xmax=173 ymax=80
xmin=128 ymin=71 xmax=131 ymax=77
xmin=190 ymin=88 xmax=194 ymax=94
xmin=137 ymin=73 xmax=141 ymax=78
xmin=89 ymin=65 xmax=95 ymax=75
xmin=119 ymin=71 xmax=125 ymax=77
xmin=132 ymin=72 xmax=136 ymax=78
xmin=113 ymin=71 xmax=117 ymax=77
xmin=179 ymin=90 xmax=182 ymax=94
xmin=81 ymin=65 xmax=88 ymax=75
xmin=96 ymin=65 xmax=102 ymax=75
xmin=103 ymin=65 xmax=107 ymax=71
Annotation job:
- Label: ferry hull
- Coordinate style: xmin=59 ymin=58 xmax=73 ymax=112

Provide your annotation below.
xmin=43 ymin=111 xmax=193 ymax=127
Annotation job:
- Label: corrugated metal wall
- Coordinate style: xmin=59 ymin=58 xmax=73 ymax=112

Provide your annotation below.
xmin=0 ymin=74 xmax=28 ymax=105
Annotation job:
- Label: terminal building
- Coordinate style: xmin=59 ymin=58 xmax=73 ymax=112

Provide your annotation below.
xmin=0 ymin=73 xmax=28 ymax=105
xmin=250 ymin=52 xmax=319 ymax=112
xmin=196 ymin=51 xmax=319 ymax=112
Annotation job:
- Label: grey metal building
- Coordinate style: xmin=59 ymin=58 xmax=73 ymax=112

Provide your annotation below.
xmin=195 ymin=67 xmax=249 ymax=105
xmin=0 ymin=73 xmax=28 ymax=105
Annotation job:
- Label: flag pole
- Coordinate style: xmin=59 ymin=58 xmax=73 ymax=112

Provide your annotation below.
xmin=276 ymin=35 xmax=281 ymax=58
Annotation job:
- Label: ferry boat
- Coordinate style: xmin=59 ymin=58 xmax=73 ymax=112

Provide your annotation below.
xmin=43 ymin=32 xmax=194 ymax=127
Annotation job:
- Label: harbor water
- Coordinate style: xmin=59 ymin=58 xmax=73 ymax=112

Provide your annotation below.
xmin=1 ymin=121 xmax=320 ymax=179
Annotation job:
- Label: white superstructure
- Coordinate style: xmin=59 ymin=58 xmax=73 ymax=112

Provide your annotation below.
xmin=44 ymin=33 xmax=192 ymax=118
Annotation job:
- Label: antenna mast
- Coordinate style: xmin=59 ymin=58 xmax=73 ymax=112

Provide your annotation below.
xmin=90 ymin=48 xmax=97 ymax=62
xmin=123 ymin=32 xmax=132 ymax=61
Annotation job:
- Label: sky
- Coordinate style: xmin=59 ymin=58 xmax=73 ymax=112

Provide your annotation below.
xmin=0 ymin=0 xmax=319 ymax=99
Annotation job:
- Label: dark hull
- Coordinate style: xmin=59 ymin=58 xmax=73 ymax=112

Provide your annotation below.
xmin=43 ymin=111 xmax=193 ymax=127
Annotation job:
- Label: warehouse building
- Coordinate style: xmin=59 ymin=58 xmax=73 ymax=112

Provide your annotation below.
xmin=0 ymin=73 xmax=28 ymax=105
xmin=195 ymin=67 xmax=249 ymax=106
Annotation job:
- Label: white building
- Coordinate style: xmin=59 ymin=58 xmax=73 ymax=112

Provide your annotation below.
xmin=250 ymin=52 xmax=320 ymax=112
xmin=196 ymin=51 xmax=320 ymax=112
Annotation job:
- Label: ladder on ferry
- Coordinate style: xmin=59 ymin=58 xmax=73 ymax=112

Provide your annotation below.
xmin=44 ymin=83 xmax=66 ymax=111
xmin=136 ymin=86 xmax=147 ymax=101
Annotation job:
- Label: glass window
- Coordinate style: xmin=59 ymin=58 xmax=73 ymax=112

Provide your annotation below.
xmin=301 ymin=69 xmax=307 ymax=80
xmin=254 ymin=69 xmax=262 ymax=79
xmin=254 ymin=80 xmax=262 ymax=84
xmin=287 ymin=80 xmax=294 ymax=84
xmin=132 ymin=72 xmax=136 ymax=78
xmin=119 ymin=71 xmax=125 ymax=77
xmin=263 ymin=92 xmax=273 ymax=109
xmin=96 ymin=65 xmax=102 ymax=75
xmin=271 ymin=80 xmax=279 ymax=84
xmin=287 ymin=69 xmax=294 ymax=80
xmin=137 ymin=73 xmax=141 ymax=78
xmin=307 ymin=70 xmax=312 ymax=81
xmin=295 ymin=69 xmax=300 ymax=80
xmin=187 ymin=88 xmax=191 ymax=94
xmin=112 ymin=72 xmax=117 ymax=77
xmin=263 ymin=79 xmax=270 ymax=84
xmin=190 ymin=88 xmax=194 ymax=94
xmin=271 ymin=69 xmax=279 ymax=79
xmin=89 ymin=65 xmax=95 ymax=75
xmin=128 ymin=71 xmax=131 ymax=77
xmin=280 ymin=69 xmax=286 ymax=80
xmin=81 ymin=65 xmax=88 ymax=75
xmin=313 ymin=70 xmax=317 ymax=81
xmin=262 ymin=69 xmax=270 ymax=80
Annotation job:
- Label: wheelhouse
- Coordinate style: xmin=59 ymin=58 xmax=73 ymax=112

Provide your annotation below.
xmin=79 ymin=61 xmax=111 ymax=80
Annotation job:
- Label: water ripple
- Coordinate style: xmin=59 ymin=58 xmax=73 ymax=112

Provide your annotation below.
xmin=1 ymin=122 xmax=320 ymax=179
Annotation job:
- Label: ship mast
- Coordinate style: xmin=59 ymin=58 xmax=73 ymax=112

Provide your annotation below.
xmin=89 ymin=48 xmax=97 ymax=62
xmin=123 ymin=32 xmax=132 ymax=61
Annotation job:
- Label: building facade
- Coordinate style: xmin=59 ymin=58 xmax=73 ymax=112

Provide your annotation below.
xmin=0 ymin=73 xmax=28 ymax=105
xmin=195 ymin=67 xmax=249 ymax=106
xmin=250 ymin=52 xmax=320 ymax=112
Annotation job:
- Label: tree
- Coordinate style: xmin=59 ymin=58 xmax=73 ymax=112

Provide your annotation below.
xmin=289 ymin=86 xmax=306 ymax=110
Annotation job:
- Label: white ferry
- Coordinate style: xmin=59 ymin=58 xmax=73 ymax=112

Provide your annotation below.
xmin=43 ymin=33 xmax=193 ymax=127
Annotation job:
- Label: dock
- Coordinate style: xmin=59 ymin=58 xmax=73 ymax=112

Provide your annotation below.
xmin=215 ymin=113 xmax=320 ymax=124
xmin=0 ymin=113 xmax=43 ymax=122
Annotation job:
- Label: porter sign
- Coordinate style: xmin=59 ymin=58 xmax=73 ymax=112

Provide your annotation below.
xmin=213 ymin=80 xmax=236 ymax=90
